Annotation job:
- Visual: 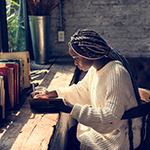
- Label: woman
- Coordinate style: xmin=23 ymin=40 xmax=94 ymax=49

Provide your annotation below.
xmin=34 ymin=29 xmax=142 ymax=150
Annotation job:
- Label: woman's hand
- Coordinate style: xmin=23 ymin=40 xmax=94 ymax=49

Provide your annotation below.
xmin=59 ymin=99 xmax=74 ymax=113
xmin=31 ymin=90 xmax=73 ymax=113
xmin=31 ymin=92 xmax=49 ymax=99
xmin=31 ymin=90 xmax=58 ymax=99
xmin=63 ymin=99 xmax=74 ymax=109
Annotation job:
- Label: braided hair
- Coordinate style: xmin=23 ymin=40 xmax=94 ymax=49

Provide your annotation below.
xmin=69 ymin=29 xmax=143 ymax=150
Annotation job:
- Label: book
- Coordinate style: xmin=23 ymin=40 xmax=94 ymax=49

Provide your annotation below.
xmin=0 ymin=62 xmax=19 ymax=106
xmin=0 ymin=75 xmax=5 ymax=119
xmin=0 ymin=58 xmax=25 ymax=94
xmin=0 ymin=67 xmax=9 ymax=110
xmin=5 ymin=63 xmax=19 ymax=105
xmin=28 ymin=97 xmax=67 ymax=114
xmin=0 ymin=51 xmax=31 ymax=88
xmin=0 ymin=65 xmax=17 ymax=109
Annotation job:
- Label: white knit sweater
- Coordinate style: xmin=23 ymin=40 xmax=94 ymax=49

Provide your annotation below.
xmin=56 ymin=61 xmax=142 ymax=150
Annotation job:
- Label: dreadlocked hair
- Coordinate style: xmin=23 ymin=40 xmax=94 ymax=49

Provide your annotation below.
xmin=69 ymin=29 xmax=110 ymax=60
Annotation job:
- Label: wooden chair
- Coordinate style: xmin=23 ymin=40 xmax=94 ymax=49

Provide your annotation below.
xmin=122 ymin=88 xmax=150 ymax=150
xmin=138 ymin=88 xmax=150 ymax=103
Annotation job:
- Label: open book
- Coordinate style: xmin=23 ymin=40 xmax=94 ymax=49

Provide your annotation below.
xmin=28 ymin=97 xmax=66 ymax=114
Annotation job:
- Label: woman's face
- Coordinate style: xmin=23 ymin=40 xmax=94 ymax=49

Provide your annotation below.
xmin=69 ymin=45 xmax=93 ymax=71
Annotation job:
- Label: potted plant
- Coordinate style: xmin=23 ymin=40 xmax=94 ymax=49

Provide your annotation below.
xmin=27 ymin=0 xmax=59 ymax=64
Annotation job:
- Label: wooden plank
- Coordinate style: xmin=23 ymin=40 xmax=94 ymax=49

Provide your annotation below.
xmin=10 ymin=114 xmax=58 ymax=150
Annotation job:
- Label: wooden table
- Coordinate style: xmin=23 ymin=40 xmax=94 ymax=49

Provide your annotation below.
xmin=0 ymin=55 xmax=75 ymax=150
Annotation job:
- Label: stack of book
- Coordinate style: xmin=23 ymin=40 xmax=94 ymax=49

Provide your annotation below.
xmin=0 ymin=51 xmax=31 ymax=121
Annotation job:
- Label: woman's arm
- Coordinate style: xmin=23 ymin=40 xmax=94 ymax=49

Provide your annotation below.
xmin=46 ymin=90 xmax=58 ymax=97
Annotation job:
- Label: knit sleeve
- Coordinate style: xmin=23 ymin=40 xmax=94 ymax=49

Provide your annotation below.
xmin=56 ymin=67 xmax=95 ymax=105
xmin=70 ymin=62 xmax=137 ymax=134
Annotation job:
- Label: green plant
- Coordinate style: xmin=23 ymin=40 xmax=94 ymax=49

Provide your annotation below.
xmin=6 ymin=0 xmax=25 ymax=52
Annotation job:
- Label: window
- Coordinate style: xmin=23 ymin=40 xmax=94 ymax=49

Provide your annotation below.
xmin=6 ymin=0 xmax=25 ymax=52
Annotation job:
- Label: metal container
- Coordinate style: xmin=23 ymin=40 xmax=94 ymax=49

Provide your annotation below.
xmin=29 ymin=15 xmax=50 ymax=64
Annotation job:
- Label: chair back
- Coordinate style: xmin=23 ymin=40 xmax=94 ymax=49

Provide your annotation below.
xmin=122 ymin=88 xmax=150 ymax=150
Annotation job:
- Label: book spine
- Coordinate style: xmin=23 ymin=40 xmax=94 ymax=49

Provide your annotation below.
xmin=0 ymin=67 xmax=9 ymax=111
xmin=7 ymin=68 xmax=11 ymax=109
xmin=3 ymin=78 xmax=5 ymax=119
xmin=18 ymin=58 xmax=24 ymax=94
xmin=7 ymin=68 xmax=14 ymax=108
xmin=16 ymin=64 xmax=19 ymax=104
xmin=20 ymin=52 xmax=30 ymax=89
xmin=0 ymin=77 xmax=2 ymax=120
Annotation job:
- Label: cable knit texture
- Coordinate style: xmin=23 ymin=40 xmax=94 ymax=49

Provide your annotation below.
xmin=56 ymin=60 xmax=142 ymax=150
